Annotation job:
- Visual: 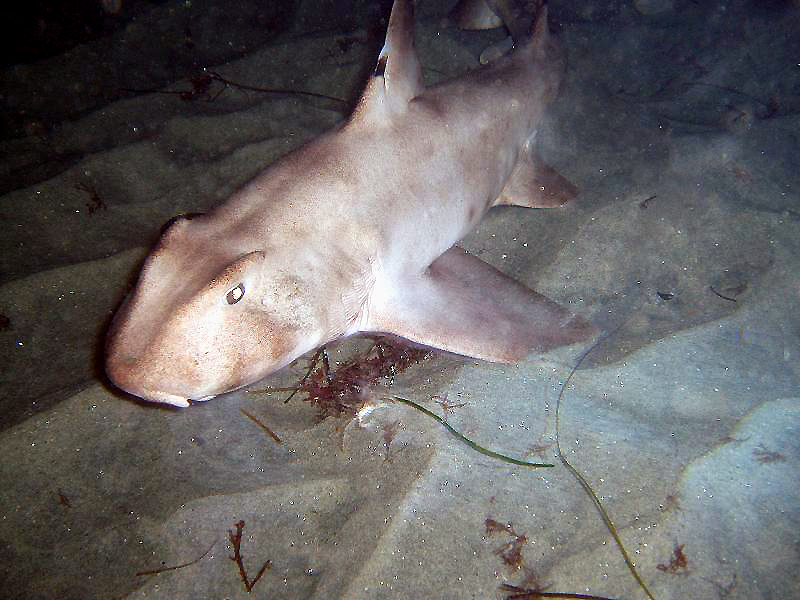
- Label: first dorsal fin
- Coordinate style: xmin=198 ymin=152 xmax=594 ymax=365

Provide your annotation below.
xmin=351 ymin=0 xmax=424 ymax=125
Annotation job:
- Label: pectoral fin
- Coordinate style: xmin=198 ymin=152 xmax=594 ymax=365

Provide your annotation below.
xmin=365 ymin=247 xmax=597 ymax=362
xmin=496 ymin=149 xmax=579 ymax=208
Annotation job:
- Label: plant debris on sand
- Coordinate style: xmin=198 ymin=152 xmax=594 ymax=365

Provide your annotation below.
xmin=261 ymin=336 xmax=432 ymax=419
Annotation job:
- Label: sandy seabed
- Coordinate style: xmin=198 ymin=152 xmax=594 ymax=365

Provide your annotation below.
xmin=1 ymin=1 xmax=798 ymax=598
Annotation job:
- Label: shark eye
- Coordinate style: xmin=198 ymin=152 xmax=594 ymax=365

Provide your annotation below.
xmin=225 ymin=283 xmax=245 ymax=304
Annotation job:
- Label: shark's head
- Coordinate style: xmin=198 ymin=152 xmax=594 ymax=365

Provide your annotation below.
xmin=105 ymin=215 xmax=322 ymax=407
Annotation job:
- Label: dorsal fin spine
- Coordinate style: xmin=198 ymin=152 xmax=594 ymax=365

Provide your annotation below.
xmin=351 ymin=0 xmax=423 ymax=125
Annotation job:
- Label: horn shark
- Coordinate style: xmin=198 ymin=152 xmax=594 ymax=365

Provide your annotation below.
xmin=105 ymin=0 xmax=597 ymax=407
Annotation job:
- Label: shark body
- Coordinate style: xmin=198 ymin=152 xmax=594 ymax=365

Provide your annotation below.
xmin=105 ymin=0 xmax=596 ymax=407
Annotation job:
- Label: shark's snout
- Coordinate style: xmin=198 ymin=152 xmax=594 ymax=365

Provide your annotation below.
xmin=105 ymin=352 xmax=195 ymax=407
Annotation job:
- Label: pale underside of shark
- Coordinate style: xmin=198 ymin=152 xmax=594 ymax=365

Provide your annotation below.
xmin=105 ymin=0 xmax=597 ymax=407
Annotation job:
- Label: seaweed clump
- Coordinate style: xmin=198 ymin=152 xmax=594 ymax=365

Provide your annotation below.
xmin=265 ymin=337 xmax=432 ymax=419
